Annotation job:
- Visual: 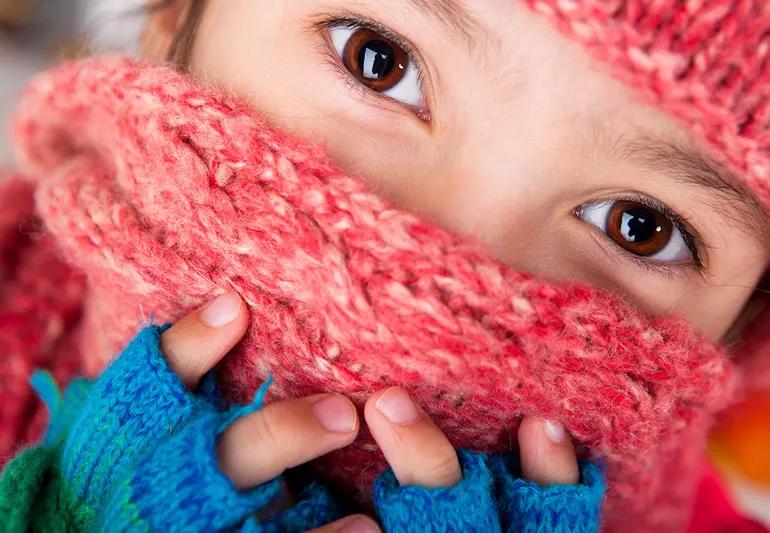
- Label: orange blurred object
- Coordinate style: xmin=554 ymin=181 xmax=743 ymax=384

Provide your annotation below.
xmin=711 ymin=392 xmax=770 ymax=485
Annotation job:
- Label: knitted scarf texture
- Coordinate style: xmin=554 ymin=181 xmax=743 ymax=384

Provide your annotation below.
xmin=3 ymin=2 xmax=770 ymax=531
xmin=0 ymin=54 xmax=746 ymax=533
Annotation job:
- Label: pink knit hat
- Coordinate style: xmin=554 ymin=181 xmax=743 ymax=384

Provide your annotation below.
xmin=528 ymin=0 xmax=770 ymax=207
xmin=528 ymin=0 xmax=770 ymax=391
xmin=5 ymin=55 xmax=740 ymax=533
xmin=1 ymin=3 xmax=769 ymax=533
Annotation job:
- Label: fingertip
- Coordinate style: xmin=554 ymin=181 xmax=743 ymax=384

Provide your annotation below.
xmin=369 ymin=386 xmax=422 ymax=426
xmin=311 ymin=393 xmax=360 ymax=435
xmin=161 ymin=292 xmax=249 ymax=388
xmin=364 ymin=387 xmax=461 ymax=488
xmin=334 ymin=515 xmax=382 ymax=533
xmin=518 ymin=417 xmax=579 ymax=486
xmin=201 ymin=292 xmax=250 ymax=347
xmin=542 ymin=420 xmax=567 ymax=444
xmin=198 ymin=292 xmax=248 ymax=330
xmin=363 ymin=387 xmax=420 ymax=439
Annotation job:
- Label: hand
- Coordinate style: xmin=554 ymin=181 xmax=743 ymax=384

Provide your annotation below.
xmin=362 ymin=386 xmax=580 ymax=490
xmin=359 ymin=363 xmax=591 ymax=533
xmin=164 ymin=292 xmax=582 ymax=532
xmin=160 ymin=292 xmax=380 ymax=532
xmin=4 ymin=292 xmax=595 ymax=533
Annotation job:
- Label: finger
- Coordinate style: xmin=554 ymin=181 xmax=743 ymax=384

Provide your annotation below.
xmin=518 ymin=417 xmax=579 ymax=485
xmin=364 ymin=387 xmax=461 ymax=488
xmin=307 ymin=515 xmax=381 ymax=533
xmin=218 ymin=393 xmax=359 ymax=489
xmin=160 ymin=292 xmax=249 ymax=388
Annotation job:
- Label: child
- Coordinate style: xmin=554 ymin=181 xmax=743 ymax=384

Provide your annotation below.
xmin=0 ymin=295 xmax=605 ymax=532
xmin=143 ymin=0 xmax=770 ymax=344
xmin=0 ymin=0 xmax=768 ymax=531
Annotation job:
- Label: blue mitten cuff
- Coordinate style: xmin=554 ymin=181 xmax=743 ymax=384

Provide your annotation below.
xmin=374 ymin=449 xmax=502 ymax=533
xmin=94 ymin=411 xmax=284 ymax=532
xmin=46 ymin=325 xmax=347 ymax=532
xmin=59 ymin=325 xmax=210 ymax=508
xmin=373 ymin=450 xmax=605 ymax=533
xmin=489 ymin=454 xmax=605 ymax=533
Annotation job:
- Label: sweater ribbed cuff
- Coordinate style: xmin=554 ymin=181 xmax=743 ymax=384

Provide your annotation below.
xmin=373 ymin=449 xmax=605 ymax=533
xmin=95 ymin=411 xmax=284 ymax=532
xmin=374 ymin=449 xmax=503 ymax=533
xmin=58 ymin=325 xmax=210 ymax=508
xmin=489 ymin=454 xmax=605 ymax=533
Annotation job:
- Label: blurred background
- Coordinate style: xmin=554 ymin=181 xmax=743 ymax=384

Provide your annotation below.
xmin=1 ymin=0 xmax=769 ymax=526
xmin=0 ymin=0 xmax=144 ymax=160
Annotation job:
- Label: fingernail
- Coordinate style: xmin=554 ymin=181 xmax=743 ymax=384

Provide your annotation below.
xmin=376 ymin=387 xmax=420 ymax=425
xmin=312 ymin=395 xmax=357 ymax=433
xmin=339 ymin=515 xmax=381 ymax=533
xmin=543 ymin=420 xmax=566 ymax=444
xmin=199 ymin=293 xmax=242 ymax=327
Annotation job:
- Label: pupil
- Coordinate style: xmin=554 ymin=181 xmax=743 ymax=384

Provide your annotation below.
xmin=358 ymin=40 xmax=395 ymax=80
xmin=620 ymin=207 xmax=660 ymax=243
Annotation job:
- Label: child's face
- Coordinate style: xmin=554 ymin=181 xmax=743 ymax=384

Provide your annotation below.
xmin=158 ymin=0 xmax=769 ymax=340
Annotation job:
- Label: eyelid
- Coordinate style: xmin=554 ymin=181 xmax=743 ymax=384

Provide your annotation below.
xmin=325 ymin=15 xmax=419 ymax=63
xmin=575 ymin=191 xmax=709 ymax=272
xmin=586 ymin=229 xmax=698 ymax=280
xmin=312 ymin=13 xmax=434 ymax=121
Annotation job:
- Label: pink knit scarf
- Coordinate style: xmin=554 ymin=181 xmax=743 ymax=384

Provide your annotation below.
xmin=10 ymin=56 xmax=741 ymax=532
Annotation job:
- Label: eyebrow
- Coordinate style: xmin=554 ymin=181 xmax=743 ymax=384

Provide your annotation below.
xmin=405 ymin=0 xmax=485 ymax=47
xmin=385 ymin=2 xmax=769 ymax=239
xmin=615 ymin=135 xmax=769 ymax=238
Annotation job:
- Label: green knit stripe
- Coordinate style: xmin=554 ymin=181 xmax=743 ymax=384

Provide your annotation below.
xmin=90 ymin=477 xmax=151 ymax=533
xmin=33 ymin=462 xmax=96 ymax=532
xmin=0 ymin=446 xmax=55 ymax=532
xmin=0 ymin=445 xmax=95 ymax=532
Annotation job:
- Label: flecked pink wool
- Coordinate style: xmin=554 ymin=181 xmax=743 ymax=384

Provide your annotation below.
xmin=0 ymin=178 xmax=85 ymax=459
xmin=527 ymin=0 xmax=770 ymax=206
xmin=2 ymin=1 xmax=770 ymax=531
xmin=5 ymin=56 xmax=740 ymax=533
xmin=525 ymin=0 xmax=770 ymax=393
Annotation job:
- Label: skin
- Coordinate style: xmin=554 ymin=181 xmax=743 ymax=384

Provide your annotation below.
xmin=142 ymin=0 xmax=770 ymax=528
xmin=164 ymin=293 xmax=578 ymax=532
xmin=179 ymin=0 xmax=769 ymax=339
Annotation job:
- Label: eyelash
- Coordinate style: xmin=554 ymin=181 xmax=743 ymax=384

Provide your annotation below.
xmin=314 ymin=14 xmax=431 ymax=120
xmin=575 ymin=192 xmax=707 ymax=274
xmin=312 ymin=16 xmax=708 ymax=278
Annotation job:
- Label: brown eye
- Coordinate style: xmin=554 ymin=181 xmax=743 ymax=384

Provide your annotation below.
xmin=329 ymin=23 xmax=427 ymax=112
xmin=606 ymin=201 xmax=673 ymax=256
xmin=578 ymin=199 xmax=693 ymax=263
xmin=341 ymin=28 xmax=409 ymax=91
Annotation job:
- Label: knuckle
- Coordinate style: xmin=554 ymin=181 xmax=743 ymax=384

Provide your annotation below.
xmin=159 ymin=330 xmax=202 ymax=386
xmin=251 ymin=405 xmax=286 ymax=449
xmin=422 ymin=443 xmax=461 ymax=484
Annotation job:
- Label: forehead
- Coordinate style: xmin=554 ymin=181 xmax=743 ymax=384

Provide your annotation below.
xmin=196 ymin=0 xmax=770 ymax=240
xmin=408 ymin=2 xmax=673 ymax=137
xmin=394 ymin=0 xmax=768 ymax=233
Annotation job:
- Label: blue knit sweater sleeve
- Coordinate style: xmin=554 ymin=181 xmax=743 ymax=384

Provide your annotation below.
xmin=489 ymin=454 xmax=605 ymax=533
xmin=23 ymin=325 xmax=346 ymax=532
xmin=374 ymin=450 xmax=605 ymax=533
xmin=13 ymin=324 xmax=605 ymax=532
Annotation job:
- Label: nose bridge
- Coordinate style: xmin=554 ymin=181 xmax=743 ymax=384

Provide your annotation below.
xmin=453 ymin=109 xmax=544 ymax=193
xmin=433 ymin=116 xmax=547 ymax=245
